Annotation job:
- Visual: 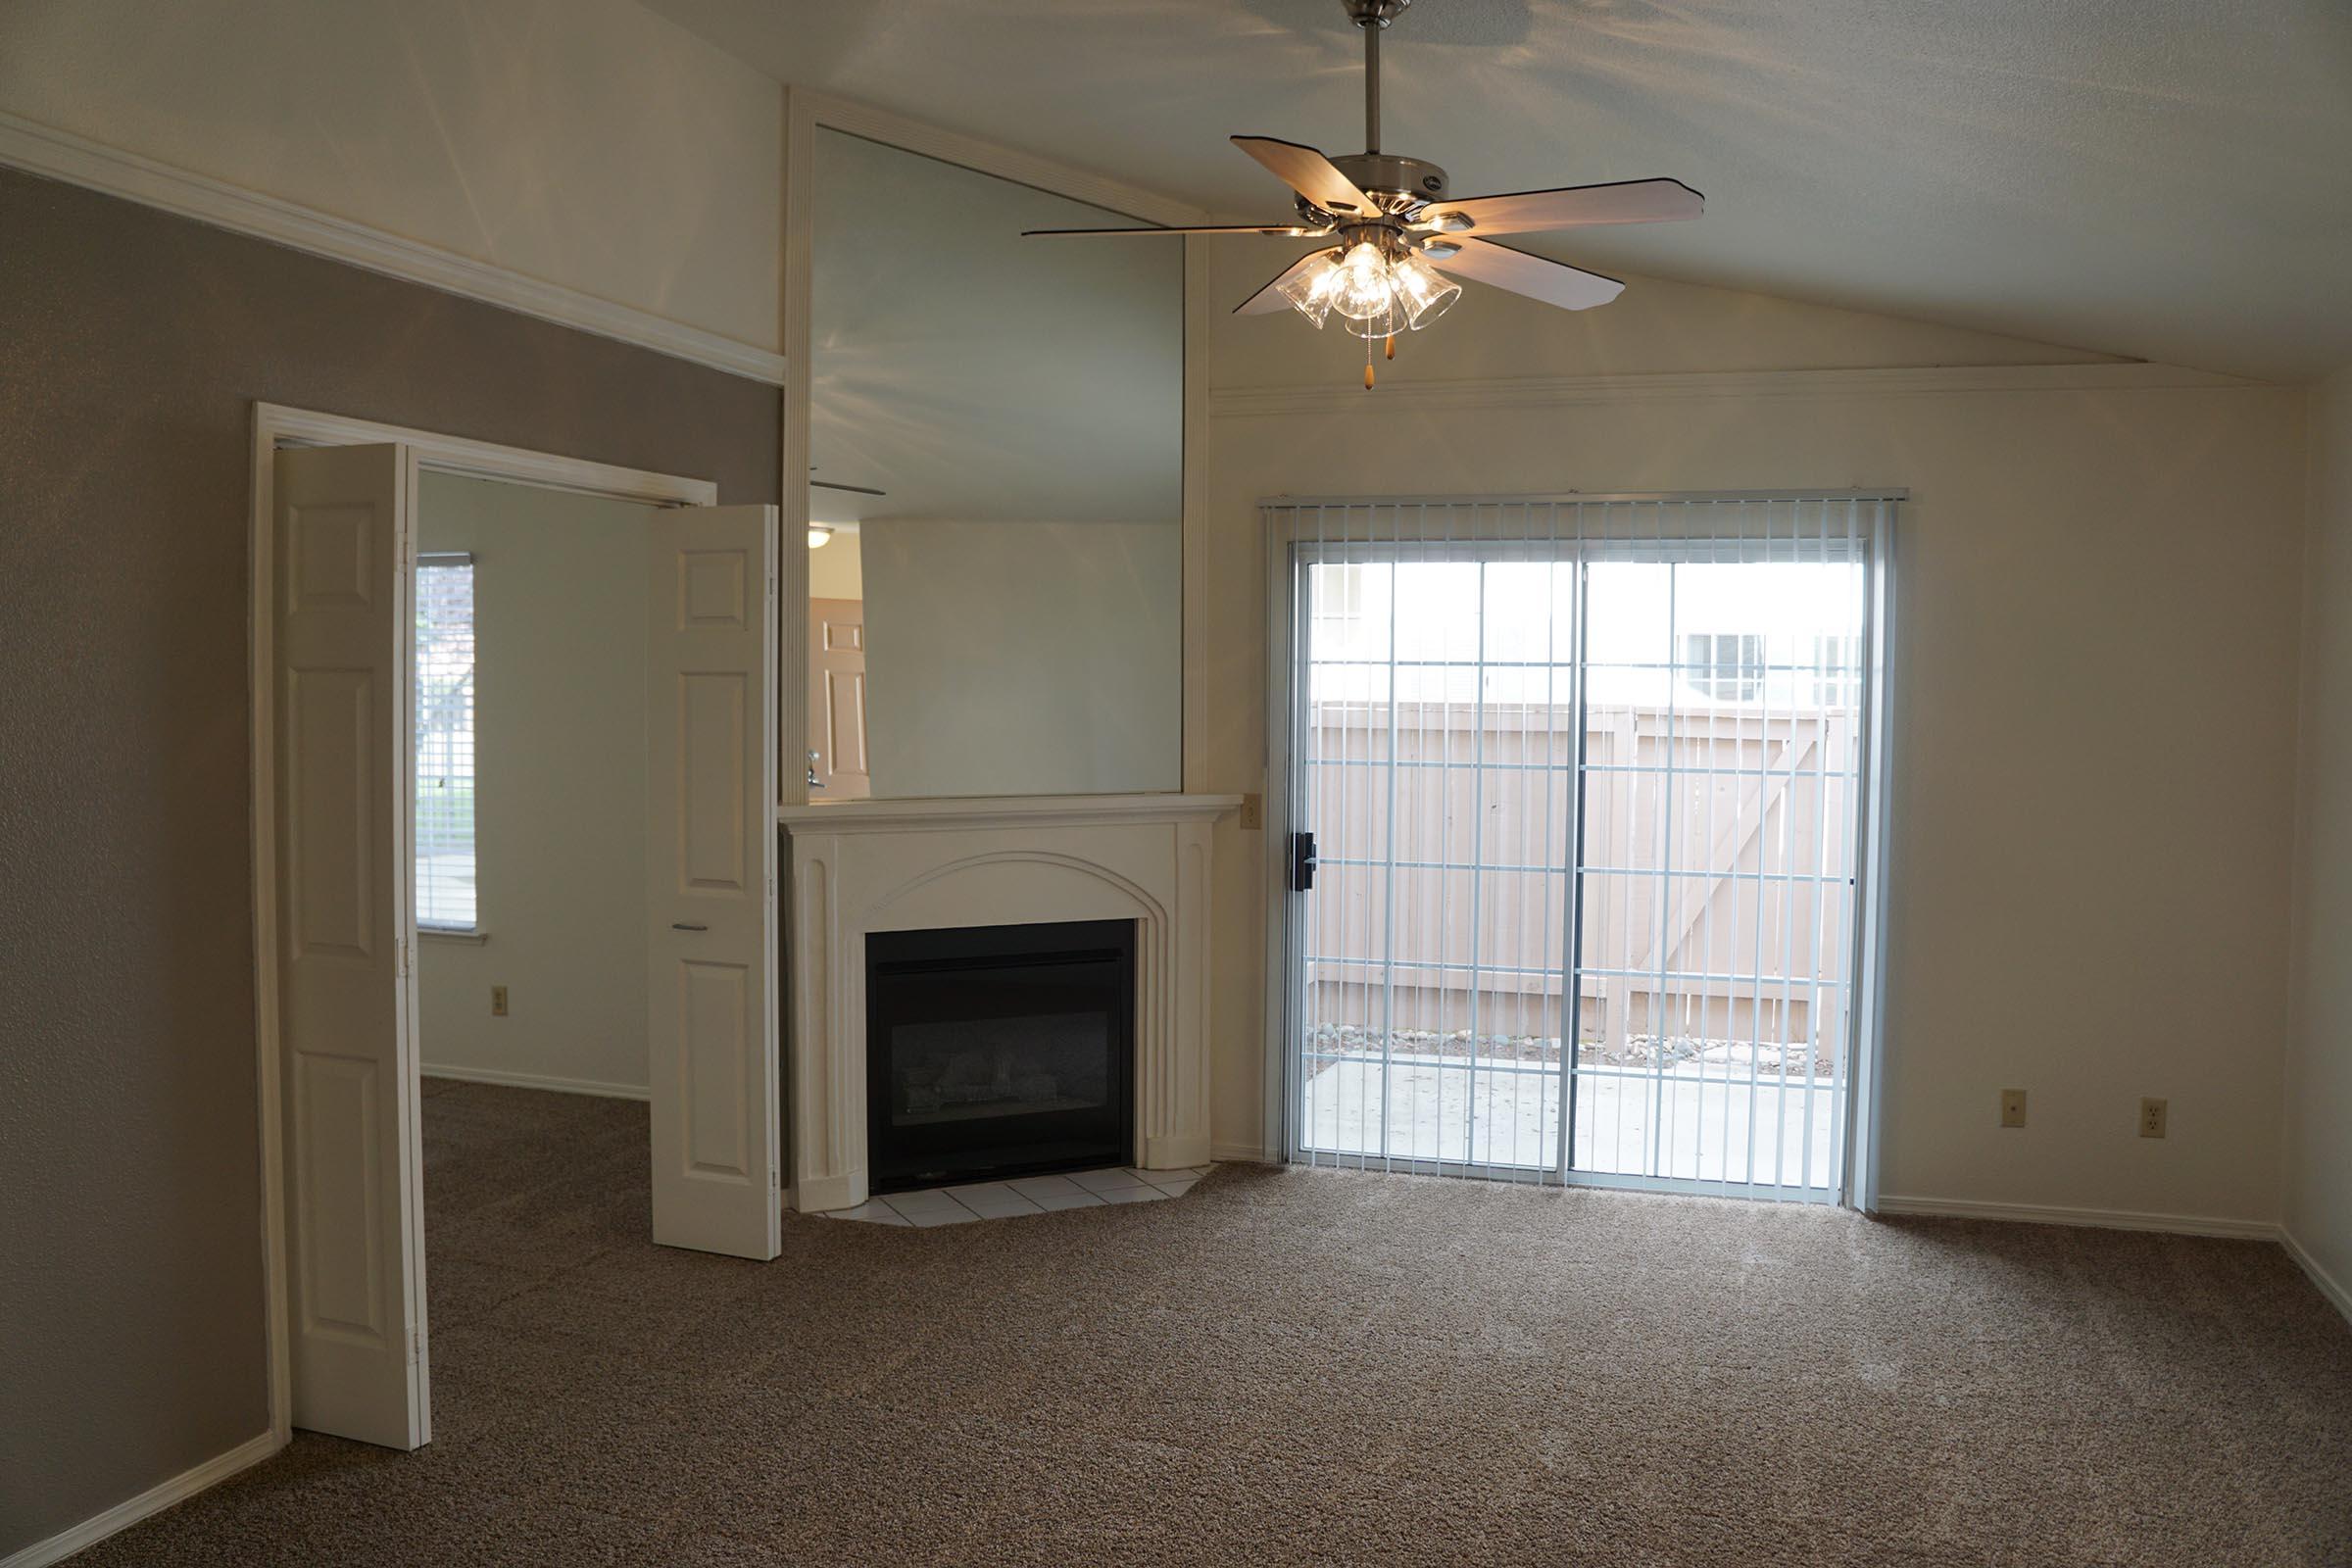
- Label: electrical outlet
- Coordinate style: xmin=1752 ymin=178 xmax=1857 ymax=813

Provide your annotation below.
xmin=491 ymin=985 xmax=509 ymax=1017
xmin=2000 ymin=1089 xmax=2028 ymax=1129
xmin=1239 ymin=793 xmax=1263 ymax=830
xmin=2139 ymin=1097 xmax=2167 ymax=1139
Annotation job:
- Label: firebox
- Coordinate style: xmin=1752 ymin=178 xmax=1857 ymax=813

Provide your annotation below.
xmin=864 ymin=918 xmax=1137 ymax=1194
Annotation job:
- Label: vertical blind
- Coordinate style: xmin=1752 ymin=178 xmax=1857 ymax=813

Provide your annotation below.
xmin=1277 ymin=495 xmax=1888 ymax=1200
xmin=415 ymin=553 xmax=477 ymax=931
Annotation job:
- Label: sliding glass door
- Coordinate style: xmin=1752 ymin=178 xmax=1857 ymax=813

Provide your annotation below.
xmin=1278 ymin=496 xmax=1888 ymax=1201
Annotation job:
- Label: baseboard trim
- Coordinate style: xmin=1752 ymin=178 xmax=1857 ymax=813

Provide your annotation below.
xmin=2280 ymin=1228 xmax=2352 ymax=1326
xmin=0 ymin=109 xmax=786 ymax=386
xmin=1874 ymin=1194 xmax=2279 ymax=1240
xmin=1210 ymin=1142 xmax=1279 ymax=1165
xmin=1 ymin=1430 xmax=280 ymax=1568
xmin=420 ymin=1064 xmax=650 ymax=1102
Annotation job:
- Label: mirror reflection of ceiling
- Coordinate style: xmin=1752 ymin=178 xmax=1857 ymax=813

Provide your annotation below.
xmin=810 ymin=128 xmax=1182 ymax=525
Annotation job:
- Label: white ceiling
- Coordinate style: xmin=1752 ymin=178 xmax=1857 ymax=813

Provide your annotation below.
xmin=646 ymin=0 xmax=2352 ymax=381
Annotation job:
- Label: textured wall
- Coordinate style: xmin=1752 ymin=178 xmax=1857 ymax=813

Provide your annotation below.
xmin=0 ymin=0 xmax=785 ymax=351
xmin=2289 ymin=371 xmax=2352 ymax=1302
xmin=0 ymin=167 xmax=777 ymax=1556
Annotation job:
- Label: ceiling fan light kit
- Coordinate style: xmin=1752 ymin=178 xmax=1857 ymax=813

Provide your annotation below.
xmin=1026 ymin=0 xmax=1703 ymax=386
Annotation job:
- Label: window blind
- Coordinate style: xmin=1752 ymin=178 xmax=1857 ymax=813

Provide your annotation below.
xmin=415 ymin=554 xmax=477 ymax=931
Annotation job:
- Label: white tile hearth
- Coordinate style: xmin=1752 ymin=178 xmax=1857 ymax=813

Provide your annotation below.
xmin=820 ymin=1166 xmax=1213 ymax=1225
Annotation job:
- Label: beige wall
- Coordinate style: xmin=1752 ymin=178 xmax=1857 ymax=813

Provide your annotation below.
xmin=1196 ymin=244 xmax=2307 ymax=1227
xmin=2288 ymin=370 xmax=2352 ymax=1301
xmin=0 ymin=0 xmax=784 ymax=351
xmin=808 ymin=528 xmax=863 ymax=600
xmin=416 ymin=472 xmax=657 ymax=1098
xmin=859 ymin=518 xmax=1182 ymax=799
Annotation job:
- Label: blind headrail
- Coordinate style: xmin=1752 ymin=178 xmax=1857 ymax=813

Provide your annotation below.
xmin=1260 ymin=487 xmax=1908 ymax=510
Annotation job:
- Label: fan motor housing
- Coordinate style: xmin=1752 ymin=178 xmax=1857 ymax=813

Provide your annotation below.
xmin=1326 ymin=152 xmax=1447 ymax=217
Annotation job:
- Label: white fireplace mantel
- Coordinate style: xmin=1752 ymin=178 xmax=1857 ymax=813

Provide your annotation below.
xmin=777 ymin=793 xmax=1240 ymax=1212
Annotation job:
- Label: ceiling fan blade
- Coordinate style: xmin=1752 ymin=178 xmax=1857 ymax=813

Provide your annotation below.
xmin=1421 ymin=177 xmax=1703 ymax=237
xmin=1231 ymin=136 xmax=1382 ymax=220
xmin=1234 ymin=248 xmax=1340 ymax=316
xmin=1430 ymin=238 xmax=1624 ymax=312
xmin=1024 ymin=222 xmax=1329 ymax=238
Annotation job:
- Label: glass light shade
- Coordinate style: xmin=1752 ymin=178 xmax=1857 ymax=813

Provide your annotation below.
xmin=1276 ymin=248 xmax=1346 ymax=326
xmin=1393 ymin=252 xmax=1461 ymax=330
xmin=1330 ymin=241 xmax=1396 ymax=322
xmin=808 ymin=525 xmax=834 ymax=549
xmin=1337 ymin=293 xmax=1409 ymax=341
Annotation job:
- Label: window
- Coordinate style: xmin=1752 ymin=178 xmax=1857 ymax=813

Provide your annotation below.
xmin=1810 ymin=633 xmax=1861 ymax=708
xmin=1682 ymin=631 xmax=1764 ymax=702
xmin=415 ymin=554 xmax=477 ymax=931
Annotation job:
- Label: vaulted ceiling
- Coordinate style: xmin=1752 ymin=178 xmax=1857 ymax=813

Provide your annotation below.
xmin=646 ymin=0 xmax=2352 ymax=381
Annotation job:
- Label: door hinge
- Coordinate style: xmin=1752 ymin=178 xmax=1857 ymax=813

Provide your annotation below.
xmin=395 ymin=937 xmax=410 ymax=976
xmin=1289 ymin=830 xmax=1318 ymax=893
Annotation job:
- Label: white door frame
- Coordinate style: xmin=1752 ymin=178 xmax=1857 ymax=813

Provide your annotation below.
xmin=247 ymin=402 xmax=720 ymax=1444
xmin=1257 ymin=490 xmax=1901 ymax=1208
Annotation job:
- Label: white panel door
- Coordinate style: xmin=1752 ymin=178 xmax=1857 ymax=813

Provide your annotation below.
xmin=647 ymin=505 xmax=781 ymax=1258
xmin=273 ymin=442 xmax=429 ymax=1448
xmin=808 ymin=597 xmax=869 ymax=800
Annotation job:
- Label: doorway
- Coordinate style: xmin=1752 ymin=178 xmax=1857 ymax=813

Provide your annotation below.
xmin=250 ymin=405 xmax=781 ymax=1452
xmin=1269 ymin=494 xmax=1895 ymax=1203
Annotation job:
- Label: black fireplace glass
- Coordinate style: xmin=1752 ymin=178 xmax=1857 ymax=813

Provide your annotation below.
xmin=865 ymin=918 xmax=1136 ymax=1193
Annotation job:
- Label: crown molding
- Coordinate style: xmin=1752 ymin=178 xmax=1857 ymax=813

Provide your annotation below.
xmin=0 ymin=110 xmax=787 ymax=386
xmin=795 ymin=90 xmax=1215 ymax=230
xmin=1208 ymin=361 xmax=2264 ymax=419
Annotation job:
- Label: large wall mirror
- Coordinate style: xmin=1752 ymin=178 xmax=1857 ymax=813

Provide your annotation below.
xmin=805 ymin=126 xmax=1184 ymax=801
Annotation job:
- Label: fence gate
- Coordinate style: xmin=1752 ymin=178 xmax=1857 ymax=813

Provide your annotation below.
xmin=1276 ymin=495 xmax=1892 ymax=1201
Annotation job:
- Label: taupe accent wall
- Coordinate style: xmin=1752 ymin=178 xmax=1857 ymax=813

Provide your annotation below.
xmin=0 ymin=166 xmax=779 ymax=1554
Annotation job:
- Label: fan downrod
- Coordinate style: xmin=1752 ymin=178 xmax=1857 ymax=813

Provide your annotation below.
xmin=1326 ymin=0 xmax=1444 ymax=216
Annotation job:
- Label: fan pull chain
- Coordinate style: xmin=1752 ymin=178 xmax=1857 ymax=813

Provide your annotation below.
xmin=1363 ymin=333 xmax=1375 ymax=389
xmin=1385 ymin=334 xmax=1396 ymax=360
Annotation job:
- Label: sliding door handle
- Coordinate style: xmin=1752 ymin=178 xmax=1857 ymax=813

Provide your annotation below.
xmin=670 ymin=922 xmax=709 ymax=932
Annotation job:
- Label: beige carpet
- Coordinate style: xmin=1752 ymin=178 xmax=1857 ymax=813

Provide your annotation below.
xmin=78 ymin=1082 xmax=2352 ymax=1566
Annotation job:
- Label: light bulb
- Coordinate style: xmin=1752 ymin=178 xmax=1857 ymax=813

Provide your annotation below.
xmin=808 ymin=525 xmax=834 ymax=549
xmin=1393 ymin=252 xmax=1461 ymax=330
xmin=1331 ymin=241 xmax=1396 ymax=323
xmin=1276 ymin=248 xmax=1345 ymax=326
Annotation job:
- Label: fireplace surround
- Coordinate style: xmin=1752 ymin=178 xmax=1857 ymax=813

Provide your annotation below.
xmin=778 ymin=793 xmax=1238 ymax=1212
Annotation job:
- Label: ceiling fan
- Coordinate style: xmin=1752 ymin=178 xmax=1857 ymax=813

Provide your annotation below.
xmin=1026 ymin=0 xmax=1703 ymax=386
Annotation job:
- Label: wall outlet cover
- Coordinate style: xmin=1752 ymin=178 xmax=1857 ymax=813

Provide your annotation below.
xmin=1240 ymin=793 xmax=1263 ymax=830
xmin=491 ymin=985 xmax=509 ymax=1017
xmin=2139 ymin=1097 xmax=2167 ymax=1138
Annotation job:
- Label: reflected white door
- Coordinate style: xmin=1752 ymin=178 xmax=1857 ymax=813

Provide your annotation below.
xmin=647 ymin=505 xmax=781 ymax=1258
xmin=808 ymin=597 xmax=869 ymax=800
xmin=273 ymin=442 xmax=429 ymax=1448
